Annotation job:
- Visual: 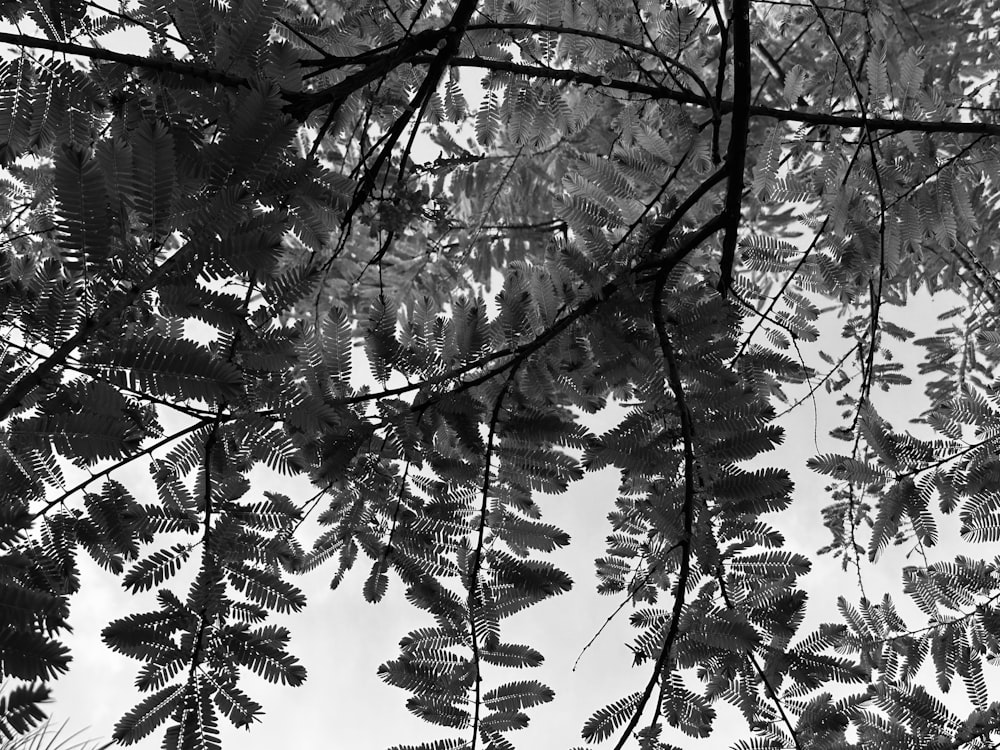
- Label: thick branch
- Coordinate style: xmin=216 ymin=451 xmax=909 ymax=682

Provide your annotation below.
xmin=8 ymin=30 xmax=997 ymax=138
xmin=641 ymin=167 xmax=728 ymax=262
xmin=716 ymin=0 xmax=751 ymax=298
xmin=432 ymin=56 xmax=1000 ymax=137
xmin=336 ymin=0 xmax=481 ymax=219
xmin=0 ymin=31 xmax=249 ymax=88
xmin=282 ymin=2 xmax=480 ymax=124
xmin=418 ymin=54 xmax=703 ymax=105
xmin=708 ymin=0 xmax=728 ymax=164
xmin=744 ymin=102 xmax=1000 ymax=136
xmin=464 ymin=22 xmax=713 ymax=100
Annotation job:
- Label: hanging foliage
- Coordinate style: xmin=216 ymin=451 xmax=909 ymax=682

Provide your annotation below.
xmin=2 ymin=0 xmax=1000 ymax=748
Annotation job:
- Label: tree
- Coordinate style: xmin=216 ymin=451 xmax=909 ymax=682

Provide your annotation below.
xmin=0 ymin=0 xmax=999 ymax=747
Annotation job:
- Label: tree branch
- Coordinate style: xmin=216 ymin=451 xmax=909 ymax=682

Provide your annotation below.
xmin=0 ymin=30 xmax=248 ymax=88
xmin=716 ymin=572 xmax=803 ymax=749
xmin=8 ymin=28 xmax=997 ymax=139
xmin=716 ymin=0 xmax=751 ymax=298
xmin=468 ymin=366 xmax=516 ymax=750
xmin=463 ymin=21 xmax=713 ymax=101
xmin=641 ymin=166 xmax=729 ymax=261
xmin=611 ymin=266 xmax=697 ymax=750
xmin=0 ymin=228 xmax=228 ymax=421
xmin=283 ymin=16 xmax=465 ymax=122
xmin=708 ymin=0 xmax=728 ymax=164
xmin=321 ymin=198 xmax=728 ymax=421
xmin=29 ymin=419 xmax=213 ymax=521
xmin=429 ymin=55 xmax=1000 ymax=137
xmin=188 ymin=422 xmax=220 ymax=682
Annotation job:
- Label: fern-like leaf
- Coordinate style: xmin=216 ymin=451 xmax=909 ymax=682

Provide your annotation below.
xmin=130 ymin=119 xmax=175 ymax=236
xmin=113 ymin=684 xmax=184 ymax=744
xmin=215 ymin=0 xmax=281 ymax=72
xmin=582 ymin=691 xmax=642 ymax=743
xmin=123 ymin=544 xmax=191 ymax=593
xmin=0 ymin=682 xmax=50 ymax=740
xmin=208 ymin=676 xmax=263 ymax=729
xmin=324 ymin=306 xmax=353 ymax=387
xmin=478 ymin=642 xmax=544 ymax=669
xmin=85 ymin=335 xmax=244 ymax=404
xmin=224 ymin=562 xmax=306 ymax=614
xmin=11 ymin=412 xmax=139 ymax=466
xmin=482 ymin=680 xmax=554 ymax=712
xmin=163 ymin=679 xmax=221 ymax=750
xmin=363 ymin=558 xmax=390 ymax=603
xmin=0 ymin=55 xmax=33 ymax=163
xmin=752 ymin=125 xmax=782 ymax=197
xmin=0 ymin=628 xmax=71 ymax=681
xmin=869 ymin=478 xmax=914 ymax=561
xmin=223 ymin=624 xmax=307 ymax=686
xmin=476 ymin=90 xmax=502 ymax=147
xmin=389 ymin=738 xmax=471 ymax=750
xmin=2 ymin=583 xmax=51 ymax=645
xmin=488 ymin=551 xmax=572 ymax=600
xmin=53 ymin=143 xmax=112 ymax=277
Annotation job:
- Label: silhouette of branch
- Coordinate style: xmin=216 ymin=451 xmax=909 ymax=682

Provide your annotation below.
xmin=422 ymin=55 xmax=1000 ymax=137
xmin=30 ymin=419 xmax=213 ymax=521
xmin=717 ymin=0 xmax=751 ymax=298
xmin=609 ymin=265 xmax=697 ymax=750
xmin=468 ymin=367 xmax=517 ymax=750
xmin=0 ymin=31 xmax=248 ymax=88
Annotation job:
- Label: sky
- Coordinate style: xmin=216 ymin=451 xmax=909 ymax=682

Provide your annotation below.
xmin=48 ymin=290 xmax=981 ymax=750
xmin=1 ymin=8 xmax=990 ymax=750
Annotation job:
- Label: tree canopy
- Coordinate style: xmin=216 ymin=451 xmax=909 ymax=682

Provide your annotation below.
xmin=1 ymin=0 xmax=1000 ymax=748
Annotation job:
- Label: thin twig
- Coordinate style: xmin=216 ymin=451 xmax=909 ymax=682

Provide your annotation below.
xmin=468 ymin=367 xmax=518 ymax=750
xmin=572 ymin=545 xmax=681 ymax=672
xmin=30 ymin=419 xmax=213 ymax=520
xmin=716 ymin=572 xmax=803 ymax=749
